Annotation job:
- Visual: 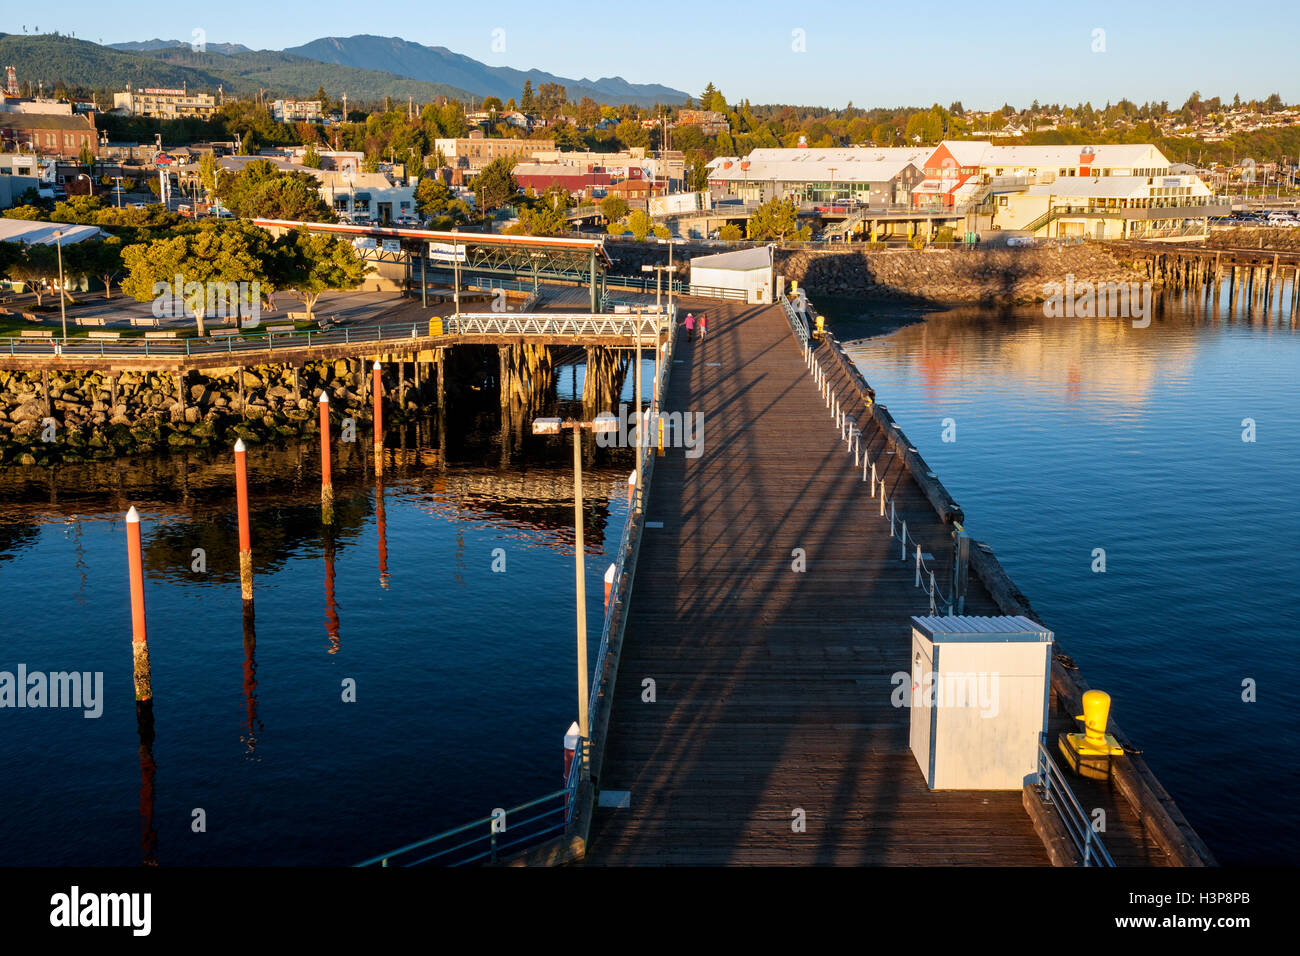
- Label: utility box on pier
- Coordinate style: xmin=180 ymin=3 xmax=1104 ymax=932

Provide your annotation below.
xmin=908 ymin=615 xmax=1053 ymax=790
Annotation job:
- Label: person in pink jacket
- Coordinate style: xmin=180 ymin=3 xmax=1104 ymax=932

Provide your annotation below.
xmin=684 ymin=312 xmax=695 ymax=342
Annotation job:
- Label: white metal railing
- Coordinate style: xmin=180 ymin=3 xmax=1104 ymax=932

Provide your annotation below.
xmin=800 ymin=323 xmax=959 ymax=614
xmin=1036 ymin=738 xmax=1116 ymax=867
xmin=779 ymin=294 xmax=810 ymax=347
xmin=686 ymin=284 xmax=749 ymax=302
xmin=445 ymin=312 xmax=667 ymax=337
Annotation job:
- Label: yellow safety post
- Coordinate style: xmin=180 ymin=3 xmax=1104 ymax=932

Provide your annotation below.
xmin=428 ymin=316 xmax=444 ymax=336
xmin=1059 ymin=689 xmax=1125 ymax=780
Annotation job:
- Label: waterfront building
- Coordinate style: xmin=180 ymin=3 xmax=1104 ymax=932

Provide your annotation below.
xmin=993 ymin=174 xmax=1219 ymax=239
xmin=0 ymin=110 xmax=98 ymax=159
xmin=706 ymin=147 xmax=929 ymax=205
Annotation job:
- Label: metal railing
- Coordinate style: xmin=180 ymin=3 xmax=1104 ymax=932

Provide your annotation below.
xmin=1035 ymin=738 xmax=1116 ymax=867
xmin=445 ymin=312 xmax=667 ymax=337
xmin=779 ymin=293 xmax=809 ymax=347
xmin=0 ymin=311 xmax=673 ymax=359
xmin=686 ymin=284 xmax=748 ymax=302
xmin=354 ymin=777 xmax=579 ymax=868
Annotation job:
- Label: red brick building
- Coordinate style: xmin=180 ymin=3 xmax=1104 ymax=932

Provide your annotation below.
xmin=0 ymin=111 xmax=99 ymax=159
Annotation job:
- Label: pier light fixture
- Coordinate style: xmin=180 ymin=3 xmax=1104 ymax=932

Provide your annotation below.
xmin=531 ymin=411 xmax=625 ymax=779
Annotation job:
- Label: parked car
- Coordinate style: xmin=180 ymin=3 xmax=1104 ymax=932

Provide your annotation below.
xmin=1006 ymin=236 xmax=1036 ymax=247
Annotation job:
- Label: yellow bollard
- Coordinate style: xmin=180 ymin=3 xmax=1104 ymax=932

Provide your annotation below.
xmin=657 ymin=415 xmax=664 ymax=456
xmin=814 ymin=315 xmax=825 ymax=339
xmin=1059 ymin=689 xmax=1124 ymax=779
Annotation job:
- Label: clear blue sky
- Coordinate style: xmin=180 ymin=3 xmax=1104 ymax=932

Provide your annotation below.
xmin=17 ymin=0 xmax=1300 ymax=108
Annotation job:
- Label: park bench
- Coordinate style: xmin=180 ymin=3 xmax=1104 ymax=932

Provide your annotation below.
xmin=20 ymin=329 xmax=54 ymax=338
xmin=22 ymin=312 xmax=40 ymax=322
xmin=130 ymin=317 xmax=160 ymax=327
xmin=144 ymin=330 xmax=179 ymax=339
xmin=75 ymin=316 xmax=107 ymax=327
xmin=208 ymin=328 xmax=239 ymax=338
xmin=265 ymin=324 xmax=297 ymax=333
xmin=286 ymin=311 xmax=309 ymax=322
xmin=88 ymin=330 xmax=121 ymax=340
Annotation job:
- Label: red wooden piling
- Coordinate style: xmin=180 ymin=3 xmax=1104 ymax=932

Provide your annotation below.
xmin=234 ymin=438 xmax=253 ymax=602
xmin=372 ymin=361 xmax=384 ymax=477
xmin=125 ymin=506 xmax=152 ymax=702
xmin=319 ymin=391 xmax=334 ymax=523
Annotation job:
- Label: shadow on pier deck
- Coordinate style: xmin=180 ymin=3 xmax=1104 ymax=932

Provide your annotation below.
xmin=583 ymin=301 xmax=1177 ymax=866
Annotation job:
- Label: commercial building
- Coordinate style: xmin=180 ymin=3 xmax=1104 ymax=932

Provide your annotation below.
xmin=317 ymin=170 xmax=417 ymax=225
xmin=911 ymin=141 xmax=1174 ymax=210
xmin=112 ymin=86 xmax=219 ymax=120
xmin=0 ymin=110 xmax=98 ymax=158
xmin=707 ymin=147 xmax=930 ymax=205
xmin=993 ymin=174 xmax=1220 ymax=239
xmin=434 ymin=134 xmax=556 ymax=175
xmin=272 ymin=100 xmax=324 ymax=124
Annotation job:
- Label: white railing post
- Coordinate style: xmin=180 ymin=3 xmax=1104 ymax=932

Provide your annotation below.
xmin=900 ymin=521 xmax=907 ymax=560
xmin=890 ymin=500 xmax=895 ymax=534
xmin=915 ymin=545 xmax=922 ymax=586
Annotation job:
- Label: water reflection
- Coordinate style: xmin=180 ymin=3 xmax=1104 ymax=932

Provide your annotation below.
xmin=828 ymin=291 xmax=1300 ymax=865
xmin=0 ymin=410 xmax=633 ymax=865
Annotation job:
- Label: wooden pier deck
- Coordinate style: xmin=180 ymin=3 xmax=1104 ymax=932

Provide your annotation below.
xmin=584 ymin=302 xmax=1054 ymax=865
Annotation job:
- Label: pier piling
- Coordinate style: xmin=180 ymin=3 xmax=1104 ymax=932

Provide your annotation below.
xmin=372 ymin=361 xmax=384 ymax=477
xmin=125 ymin=506 xmax=152 ymax=704
xmin=234 ymin=439 xmax=253 ymax=604
xmin=319 ymin=392 xmax=334 ymax=525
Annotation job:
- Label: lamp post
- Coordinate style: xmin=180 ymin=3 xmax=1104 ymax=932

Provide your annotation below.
xmin=53 ymin=229 xmax=68 ymax=344
xmin=532 ymin=412 xmax=621 ymax=778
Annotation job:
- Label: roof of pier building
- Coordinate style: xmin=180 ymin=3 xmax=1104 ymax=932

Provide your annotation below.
xmin=708 ymin=147 xmax=929 ymax=184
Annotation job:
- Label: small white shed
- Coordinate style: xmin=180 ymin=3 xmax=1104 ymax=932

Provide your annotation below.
xmin=908 ymin=615 xmax=1054 ymax=790
xmin=688 ymin=246 xmax=774 ymax=304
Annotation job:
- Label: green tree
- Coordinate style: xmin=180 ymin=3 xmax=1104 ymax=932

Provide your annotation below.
xmin=537 ymin=82 xmax=567 ymax=120
xmin=414 ymin=175 xmax=473 ymax=227
xmin=719 ymin=223 xmax=743 ymax=241
xmin=6 ymin=243 xmax=60 ymax=305
xmin=67 ymin=237 xmax=125 ymax=299
xmin=301 ymin=144 xmax=323 ymax=169
xmin=474 ymin=156 xmax=519 ymax=215
xmin=599 ymin=195 xmax=628 ymax=223
xmin=746 ymin=198 xmax=808 ymax=242
xmin=120 ymin=224 xmax=273 ymax=337
xmin=219 ymin=160 xmax=335 ymax=221
xmin=505 ymin=205 xmax=569 ymax=238
xmin=624 ymin=209 xmax=652 ymax=241
xmin=270 ymin=229 xmax=367 ymax=320
xmin=520 ymin=80 xmax=536 ymax=113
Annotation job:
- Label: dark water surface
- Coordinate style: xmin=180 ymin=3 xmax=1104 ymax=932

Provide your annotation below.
xmin=822 ymin=287 xmax=1300 ymax=866
xmin=0 ymin=399 xmax=635 ymax=866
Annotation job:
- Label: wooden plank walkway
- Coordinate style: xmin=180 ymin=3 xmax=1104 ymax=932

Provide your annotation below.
xmin=583 ymin=302 xmax=1051 ymax=865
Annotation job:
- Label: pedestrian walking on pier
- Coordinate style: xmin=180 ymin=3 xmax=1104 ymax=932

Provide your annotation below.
xmin=685 ymin=312 xmax=695 ymax=342
xmin=698 ymin=313 xmax=708 ymax=343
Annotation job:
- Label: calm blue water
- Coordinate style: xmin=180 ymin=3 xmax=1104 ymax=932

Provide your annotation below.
xmin=0 ymin=415 xmax=633 ymax=866
xmin=829 ymin=288 xmax=1300 ymax=866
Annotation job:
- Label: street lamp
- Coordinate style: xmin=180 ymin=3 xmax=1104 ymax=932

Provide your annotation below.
xmin=53 ymin=229 xmax=68 ymax=344
xmin=532 ymin=412 xmax=620 ymax=778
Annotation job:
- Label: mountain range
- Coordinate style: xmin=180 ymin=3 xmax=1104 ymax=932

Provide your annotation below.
xmin=0 ymin=32 xmax=688 ymax=107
